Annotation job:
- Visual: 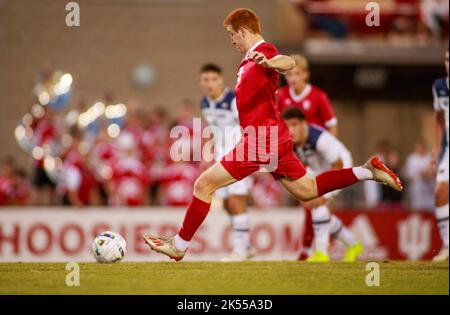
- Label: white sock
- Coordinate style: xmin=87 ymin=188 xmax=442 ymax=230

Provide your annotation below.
xmin=352 ymin=166 xmax=373 ymax=180
xmin=312 ymin=205 xmax=331 ymax=254
xmin=436 ymin=204 xmax=449 ymax=248
xmin=330 ymin=215 xmax=357 ymax=247
xmin=174 ymin=234 xmax=190 ymax=251
xmin=231 ymin=213 xmax=251 ymax=255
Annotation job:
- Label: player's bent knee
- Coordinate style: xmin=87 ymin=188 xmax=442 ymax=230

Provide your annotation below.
xmin=292 ymin=177 xmax=318 ymax=201
xmin=193 ymin=176 xmax=214 ymax=199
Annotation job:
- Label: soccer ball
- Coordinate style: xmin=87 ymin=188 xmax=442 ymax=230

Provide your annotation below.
xmin=92 ymin=231 xmax=126 ymax=263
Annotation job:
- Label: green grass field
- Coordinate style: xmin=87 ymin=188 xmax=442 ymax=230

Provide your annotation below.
xmin=0 ymin=261 xmax=448 ymax=295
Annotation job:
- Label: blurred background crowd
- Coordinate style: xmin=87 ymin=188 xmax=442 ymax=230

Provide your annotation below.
xmin=0 ymin=0 xmax=448 ymax=212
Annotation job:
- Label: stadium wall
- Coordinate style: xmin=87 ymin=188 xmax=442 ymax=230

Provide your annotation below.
xmin=0 ymin=208 xmax=442 ymax=262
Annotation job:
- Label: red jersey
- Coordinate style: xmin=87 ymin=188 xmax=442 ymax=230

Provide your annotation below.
xmin=111 ymin=157 xmax=150 ymax=206
xmin=93 ymin=139 xmax=118 ymax=166
xmin=60 ymin=149 xmax=97 ymax=205
xmin=14 ymin=181 xmax=30 ymax=205
xmin=276 ymin=84 xmax=337 ymax=129
xmin=158 ymin=162 xmax=199 ymax=207
xmin=141 ymin=124 xmax=169 ymax=166
xmin=234 ymin=41 xmax=291 ymax=145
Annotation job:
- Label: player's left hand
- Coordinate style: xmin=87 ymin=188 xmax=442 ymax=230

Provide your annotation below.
xmin=249 ymin=51 xmax=270 ymax=67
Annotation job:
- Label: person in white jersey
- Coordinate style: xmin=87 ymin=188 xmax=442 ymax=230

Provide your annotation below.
xmin=283 ymin=107 xmax=363 ymax=262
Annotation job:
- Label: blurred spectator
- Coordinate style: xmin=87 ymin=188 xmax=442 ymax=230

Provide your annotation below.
xmin=387 ymin=16 xmax=417 ymax=44
xmin=0 ymin=156 xmax=16 ymax=206
xmin=12 ymin=168 xmax=31 ymax=206
xmin=403 ymin=140 xmax=435 ymax=211
xmin=420 ymin=0 xmax=449 ymax=40
xmin=175 ymin=99 xmax=198 ymax=131
xmin=157 ymin=160 xmax=199 ymax=207
xmin=91 ymin=123 xmax=118 ymax=205
xmin=299 ymin=0 xmax=349 ymax=39
xmin=298 ymin=0 xmax=448 ymax=43
xmin=142 ymin=107 xmax=170 ymax=167
xmin=108 ymin=132 xmax=150 ymax=206
xmin=58 ymin=127 xmax=100 ymax=207
xmin=31 ymin=106 xmax=57 ymax=205
xmin=0 ymin=157 xmax=31 ymax=206
xmin=141 ymin=107 xmax=170 ymax=204
xmin=122 ymin=99 xmax=146 ymax=144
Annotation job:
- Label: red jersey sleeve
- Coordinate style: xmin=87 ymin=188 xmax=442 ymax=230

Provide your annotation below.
xmin=256 ymin=43 xmax=280 ymax=60
xmin=256 ymin=43 xmax=280 ymax=75
xmin=317 ymin=90 xmax=337 ymax=128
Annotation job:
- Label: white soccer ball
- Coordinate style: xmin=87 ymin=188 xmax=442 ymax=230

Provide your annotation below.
xmin=92 ymin=231 xmax=126 ymax=263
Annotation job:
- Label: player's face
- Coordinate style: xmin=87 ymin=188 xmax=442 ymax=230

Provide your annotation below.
xmin=445 ymin=50 xmax=449 ymax=76
xmin=226 ymin=25 xmax=246 ymax=53
xmin=285 ymin=118 xmax=307 ymax=145
xmin=200 ymin=71 xmax=224 ymax=97
xmin=285 ymin=66 xmax=308 ymax=88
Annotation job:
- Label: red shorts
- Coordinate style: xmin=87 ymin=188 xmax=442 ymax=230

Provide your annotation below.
xmin=220 ymin=139 xmax=306 ymax=181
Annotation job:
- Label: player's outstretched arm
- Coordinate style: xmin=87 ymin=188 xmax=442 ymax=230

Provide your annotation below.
xmin=250 ymin=51 xmax=295 ymax=73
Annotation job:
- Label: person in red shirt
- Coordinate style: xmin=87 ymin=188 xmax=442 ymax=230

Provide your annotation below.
xmin=31 ymin=106 xmax=58 ymax=205
xmin=277 ymin=54 xmax=338 ymax=137
xmin=59 ymin=127 xmax=99 ymax=207
xmin=91 ymin=124 xmax=119 ymax=205
xmin=143 ymin=8 xmax=403 ymax=261
xmin=157 ymin=160 xmax=199 ymax=207
xmin=108 ymin=132 xmax=150 ymax=207
xmin=12 ymin=168 xmax=31 ymax=206
xmin=0 ymin=158 xmax=31 ymax=206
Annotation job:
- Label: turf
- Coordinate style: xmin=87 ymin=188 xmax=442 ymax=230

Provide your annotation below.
xmin=0 ymin=261 xmax=448 ymax=295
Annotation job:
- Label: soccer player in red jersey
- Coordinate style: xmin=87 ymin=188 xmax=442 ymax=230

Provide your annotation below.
xmin=143 ymin=8 xmax=403 ymax=261
xmin=277 ymin=54 xmax=338 ymax=137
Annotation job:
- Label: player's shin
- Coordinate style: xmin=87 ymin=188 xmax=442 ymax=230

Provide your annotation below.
xmin=176 ymin=196 xmax=211 ymax=250
xmin=330 ymin=215 xmax=356 ymax=247
xmin=312 ymin=205 xmax=331 ymax=255
xmin=315 ymin=168 xmax=369 ymax=196
xmin=230 ymin=212 xmax=251 ymax=255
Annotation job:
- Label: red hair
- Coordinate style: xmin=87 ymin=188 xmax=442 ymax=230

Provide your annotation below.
xmin=223 ymin=8 xmax=261 ymax=34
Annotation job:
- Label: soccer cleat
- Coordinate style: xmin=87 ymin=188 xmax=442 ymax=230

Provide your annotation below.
xmin=342 ymin=241 xmax=364 ymax=262
xmin=221 ymin=248 xmax=256 ymax=262
xmin=432 ymin=247 xmax=449 ymax=262
xmin=142 ymin=233 xmax=186 ymax=262
xmin=306 ymin=251 xmax=330 ymax=262
xmin=364 ymin=156 xmax=403 ymax=191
